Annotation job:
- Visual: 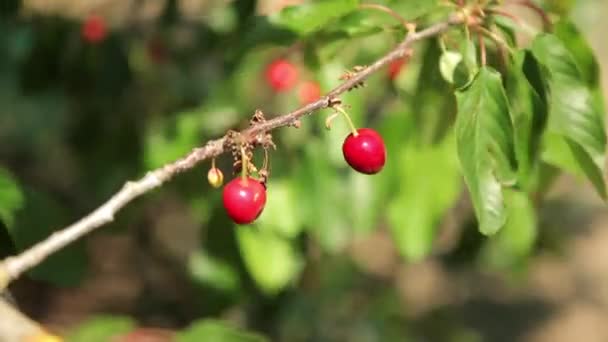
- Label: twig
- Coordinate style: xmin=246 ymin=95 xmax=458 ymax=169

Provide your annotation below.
xmin=0 ymin=15 xmax=463 ymax=289
xmin=0 ymin=299 xmax=60 ymax=341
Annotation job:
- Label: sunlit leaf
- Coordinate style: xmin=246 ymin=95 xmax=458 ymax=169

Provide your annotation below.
xmin=0 ymin=167 xmax=23 ymax=229
xmin=532 ymin=34 xmax=607 ymax=198
xmin=269 ymin=0 xmax=359 ymax=37
xmin=255 ymin=180 xmax=303 ymax=238
xmin=236 ymin=227 xmax=302 ymax=295
xmin=505 ymin=51 xmax=548 ymax=190
xmin=481 ymin=190 xmax=537 ymax=270
xmin=388 ymin=135 xmax=461 ymax=260
xmin=188 ymin=250 xmax=240 ymax=293
xmin=455 ymin=67 xmax=516 ymax=235
xmin=67 ymin=315 xmax=135 ymax=342
xmin=439 ymin=51 xmax=462 ymax=84
xmin=178 ymin=319 xmax=267 ymax=342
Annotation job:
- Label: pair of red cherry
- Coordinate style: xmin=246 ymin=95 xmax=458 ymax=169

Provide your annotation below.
xmin=222 ymin=128 xmax=386 ymax=225
xmin=265 ymin=59 xmax=321 ymax=105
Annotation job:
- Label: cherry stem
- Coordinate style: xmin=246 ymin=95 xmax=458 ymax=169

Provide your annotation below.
xmin=334 ymin=106 xmax=359 ymax=137
xmin=262 ymin=148 xmax=269 ymax=171
xmin=478 ymin=31 xmax=487 ymax=66
xmin=476 ymin=26 xmax=514 ymax=54
xmin=240 ymin=146 xmax=247 ymax=181
xmin=513 ymin=0 xmax=552 ymax=31
xmin=486 ymin=8 xmax=524 ymax=26
xmin=211 ymin=158 xmax=216 ymax=169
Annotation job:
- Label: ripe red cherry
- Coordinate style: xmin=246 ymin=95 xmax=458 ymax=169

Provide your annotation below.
xmin=82 ymin=15 xmax=107 ymax=44
xmin=265 ymin=59 xmax=299 ymax=92
xmin=298 ymin=81 xmax=321 ymax=104
xmin=388 ymin=57 xmax=407 ymax=80
xmin=342 ymin=128 xmax=386 ymax=174
xmin=223 ymin=177 xmax=267 ymax=224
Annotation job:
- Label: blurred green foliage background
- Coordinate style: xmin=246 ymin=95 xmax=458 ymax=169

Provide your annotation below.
xmin=1 ymin=0 xmax=608 ymax=341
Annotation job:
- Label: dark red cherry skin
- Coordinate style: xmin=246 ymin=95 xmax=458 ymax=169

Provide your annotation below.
xmin=265 ymin=59 xmax=299 ymax=92
xmin=342 ymin=128 xmax=386 ymax=174
xmin=223 ymin=177 xmax=267 ymax=224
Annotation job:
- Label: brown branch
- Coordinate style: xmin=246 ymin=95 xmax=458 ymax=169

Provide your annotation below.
xmin=0 ymin=15 xmax=463 ymax=289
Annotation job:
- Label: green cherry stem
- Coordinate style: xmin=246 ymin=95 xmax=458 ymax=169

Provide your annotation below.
xmin=240 ymin=146 xmax=248 ymax=181
xmin=334 ymin=106 xmax=359 ymax=137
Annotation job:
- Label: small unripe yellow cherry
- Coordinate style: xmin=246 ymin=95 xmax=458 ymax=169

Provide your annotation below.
xmin=207 ymin=167 xmax=224 ymax=188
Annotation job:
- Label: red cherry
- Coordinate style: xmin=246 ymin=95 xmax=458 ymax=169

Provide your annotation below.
xmin=342 ymin=128 xmax=387 ymax=174
xmin=265 ymin=59 xmax=299 ymax=92
xmin=82 ymin=15 xmax=107 ymax=44
xmin=223 ymin=177 xmax=267 ymax=224
xmin=388 ymin=57 xmax=407 ymax=80
xmin=298 ymin=81 xmax=321 ymax=105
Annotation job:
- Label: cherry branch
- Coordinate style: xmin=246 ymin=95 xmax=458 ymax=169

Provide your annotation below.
xmin=0 ymin=15 xmax=463 ymax=290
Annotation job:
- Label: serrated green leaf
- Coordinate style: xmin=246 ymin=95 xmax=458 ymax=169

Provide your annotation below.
xmin=439 ymin=51 xmax=462 ymax=84
xmin=269 ymin=0 xmax=359 ymax=37
xmin=236 ymin=227 xmax=302 ymax=295
xmin=532 ymin=34 xmax=607 ymax=198
xmin=505 ymin=51 xmax=548 ymax=190
xmin=455 ymin=67 xmax=516 ymax=235
xmin=388 ymin=135 xmax=461 ymax=260
xmin=67 ymin=315 xmax=135 ymax=342
xmin=0 ymin=168 xmax=23 ymax=229
xmin=178 ymin=319 xmax=267 ymax=342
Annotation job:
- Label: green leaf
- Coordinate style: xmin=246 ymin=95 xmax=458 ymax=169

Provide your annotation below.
xmin=388 ymin=135 xmax=462 ymax=260
xmin=11 ymin=189 xmax=87 ymax=286
xmin=67 ymin=315 xmax=135 ymax=342
xmin=188 ymin=250 xmax=240 ymax=293
xmin=461 ymin=38 xmax=478 ymax=77
xmin=269 ymin=0 xmax=359 ymax=37
xmin=144 ymin=111 xmax=203 ymax=169
xmin=455 ymin=67 xmax=516 ymax=235
xmin=391 ymin=0 xmax=440 ymax=20
xmin=553 ymin=20 xmax=599 ymax=87
xmin=412 ymin=41 xmax=456 ymax=142
xmin=439 ymin=51 xmax=463 ymax=84
xmin=531 ymin=34 xmax=607 ymax=198
xmin=178 ymin=319 xmax=267 ymax=342
xmin=255 ymin=180 xmax=303 ymax=238
xmin=294 ymin=141 xmax=349 ymax=252
xmin=236 ymin=227 xmax=302 ymax=295
xmin=481 ymin=190 xmax=537 ymax=270
xmin=505 ymin=51 xmax=548 ymax=190
xmin=0 ymin=168 xmax=23 ymax=229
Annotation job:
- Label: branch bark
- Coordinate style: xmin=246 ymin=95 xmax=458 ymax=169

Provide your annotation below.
xmin=0 ymin=15 xmax=463 ymax=289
